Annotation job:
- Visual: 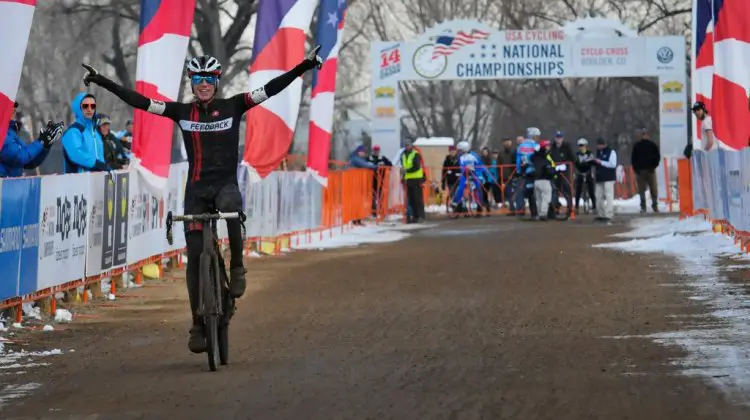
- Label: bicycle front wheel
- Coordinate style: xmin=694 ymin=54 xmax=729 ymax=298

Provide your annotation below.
xmin=200 ymin=253 xmax=220 ymax=372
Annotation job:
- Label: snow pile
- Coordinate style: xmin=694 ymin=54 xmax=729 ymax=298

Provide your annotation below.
xmin=21 ymin=304 xmax=40 ymax=320
xmin=596 ymin=216 xmax=750 ymax=404
xmin=42 ymin=325 xmax=54 ymax=332
xmin=54 ymin=309 xmax=73 ymax=323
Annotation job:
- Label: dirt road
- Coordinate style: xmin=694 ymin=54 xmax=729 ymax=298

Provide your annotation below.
xmin=2 ymin=216 xmax=748 ymax=419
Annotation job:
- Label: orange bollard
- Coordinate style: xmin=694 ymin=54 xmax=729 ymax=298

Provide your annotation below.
xmin=15 ymin=303 xmax=22 ymax=323
xmin=50 ymin=297 xmax=57 ymax=317
xmin=110 ymin=276 xmax=117 ymax=296
xmin=82 ymin=287 xmax=89 ymax=304
xmin=135 ymin=270 xmax=143 ymax=285
xmin=178 ymin=254 xmax=184 ymax=268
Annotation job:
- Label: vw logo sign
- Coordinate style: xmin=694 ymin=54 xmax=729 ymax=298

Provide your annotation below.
xmin=656 ymin=46 xmax=674 ymax=64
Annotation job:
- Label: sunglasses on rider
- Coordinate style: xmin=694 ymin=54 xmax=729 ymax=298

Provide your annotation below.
xmin=81 ymin=103 xmax=96 ymax=110
xmin=191 ymin=75 xmax=218 ymax=85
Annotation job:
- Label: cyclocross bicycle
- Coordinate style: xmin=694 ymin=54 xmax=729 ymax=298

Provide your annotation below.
xmin=166 ymin=209 xmax=246 ymax=371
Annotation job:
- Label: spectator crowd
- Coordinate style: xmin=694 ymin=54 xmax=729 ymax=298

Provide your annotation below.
xmin=1 ymin=94 xmax=133 ymax=178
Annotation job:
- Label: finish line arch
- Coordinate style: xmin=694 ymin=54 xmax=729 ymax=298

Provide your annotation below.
xmin=369 ymin=18 xmax=687 ymax=161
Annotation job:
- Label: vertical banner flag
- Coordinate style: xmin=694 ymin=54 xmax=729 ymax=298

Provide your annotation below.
xmin=242 ymin=0 xmax=318 ymax=182
xmin=0 ymin=0 xmax=36 ymax=150
xmin=307 ymin=0 xmax=348 ymax=185
xmin=709 ymin=0 xmax=750 ymax=150
xmin=132 ymin=0 xmax=196 ymax=191
xmin=693 ymin=0 xmax=750 ymax=150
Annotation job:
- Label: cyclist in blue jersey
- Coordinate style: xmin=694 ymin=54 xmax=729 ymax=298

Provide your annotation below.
xmin=450 ymin=141 xmax=490 ymax=215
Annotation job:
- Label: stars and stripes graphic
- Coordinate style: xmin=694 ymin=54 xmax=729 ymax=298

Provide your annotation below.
xmin=693 ymin=0 xmax=750 ymax=150
xmin=242 ymin=0 xmax=317 ymax=182
xmin=432 ymin=29 xmax=490 ymax=60
xmin=0 ymin=0 xmax=37 ymax=150
xmin=307 ymin=0 xmax=347 ymax=185
xmin=131 ymin=0 xmax=195 ymax=191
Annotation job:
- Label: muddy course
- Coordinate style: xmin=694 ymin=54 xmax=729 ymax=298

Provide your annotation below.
xmin=2 ymin=216 xmax=748 ymax=420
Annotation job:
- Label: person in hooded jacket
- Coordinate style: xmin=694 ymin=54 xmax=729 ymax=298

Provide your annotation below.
xmin=61 ymin=93 xmax=108 ymax=173
xmin=0 ymin=102 xmax=64 ymax=178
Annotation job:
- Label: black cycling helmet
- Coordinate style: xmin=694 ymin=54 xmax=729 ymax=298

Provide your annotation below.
xmin=691 ymin=101 xmax=707 ymax=112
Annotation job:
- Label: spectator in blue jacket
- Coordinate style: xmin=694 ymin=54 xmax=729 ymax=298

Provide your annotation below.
xmin=0 ymin=102 xmax=64 ymax=178
xmin=61 ymin=92 xmax=108 ymax=173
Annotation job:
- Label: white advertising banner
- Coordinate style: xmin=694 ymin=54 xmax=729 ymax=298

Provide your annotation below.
xmin=126 ymin=171 xmax=166 ymax=264
xmin=37 ymin=173 xmax=91 ymax=289
xmin=658 ymin=74 xmax=689 ymax=157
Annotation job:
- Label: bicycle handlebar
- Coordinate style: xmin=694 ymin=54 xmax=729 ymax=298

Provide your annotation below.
xmin=165 ymin=211 xmax=247 ymax=246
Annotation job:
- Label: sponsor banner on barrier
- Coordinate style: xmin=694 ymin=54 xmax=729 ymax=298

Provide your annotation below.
xmin=86 ymin=172 xmax=127 ymax=276
xmin=126 ymin=170 xmax=166 ymax=264
xmin=37 ymin=174 xmax=90 ymax=290
xmin=0 ymin=178 xmax=41 ymax=301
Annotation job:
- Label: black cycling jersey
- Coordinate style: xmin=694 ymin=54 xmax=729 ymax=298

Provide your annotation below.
xmin=93 ymin=60 xmax=315 ymax=188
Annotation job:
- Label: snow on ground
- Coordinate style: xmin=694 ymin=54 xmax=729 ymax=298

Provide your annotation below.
xmin=290 ymin=220 xmax=433 ymax=251
xmin=54 ymin=309 xmax=73 ymax=323
xmin=596 ymin=216 xmax=750 ymax=404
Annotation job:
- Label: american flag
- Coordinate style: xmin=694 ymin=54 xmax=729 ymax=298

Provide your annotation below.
xmin=693 ymin=0 xmax=750 ymax=150
xmin=307 ymin=0 xmax=347 ymax=185
xmin=432 ymin=29 xmax=490 ymax=60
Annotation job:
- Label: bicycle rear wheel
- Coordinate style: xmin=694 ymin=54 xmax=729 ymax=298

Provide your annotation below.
xmin=200 ymin=253 xmax=220 ymax=372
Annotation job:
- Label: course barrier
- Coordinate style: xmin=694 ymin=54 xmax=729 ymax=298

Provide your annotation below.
xmin=679 ymin=150 xmax=750 ymax=251
xmin=0 ymin=165 xmax=406 ymax=318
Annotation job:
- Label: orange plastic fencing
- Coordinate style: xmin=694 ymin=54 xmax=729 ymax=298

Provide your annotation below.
xmin=322 ymin=169 xmax=373 ymax=227
xmin=677 ymin=158 xmax=694 ymax=218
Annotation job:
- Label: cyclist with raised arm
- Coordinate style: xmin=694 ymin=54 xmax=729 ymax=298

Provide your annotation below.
xmin=81 ymin=46 xmax=323 ymax=353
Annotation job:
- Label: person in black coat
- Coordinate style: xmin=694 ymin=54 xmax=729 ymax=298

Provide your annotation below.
xmin=631 ymin=129 xmax=661 ymax=213
xmin=549 ymin=131 xmax=574 ymax=215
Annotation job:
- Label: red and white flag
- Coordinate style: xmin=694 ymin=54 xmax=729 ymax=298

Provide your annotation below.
xmin=131 ymin=0 xmax=195 ymax=191
xmin=307 ymin=0 xmax=348 ymax=185
xmin=0 ymin=0 xmax=36 ymax=150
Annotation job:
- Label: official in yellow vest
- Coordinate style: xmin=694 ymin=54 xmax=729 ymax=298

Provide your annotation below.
xmin=400 ymin=141 xmax=425 ymax=223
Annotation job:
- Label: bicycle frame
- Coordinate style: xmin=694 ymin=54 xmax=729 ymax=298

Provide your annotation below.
xmin=166 ymin=210 xmax=245 ymax=371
